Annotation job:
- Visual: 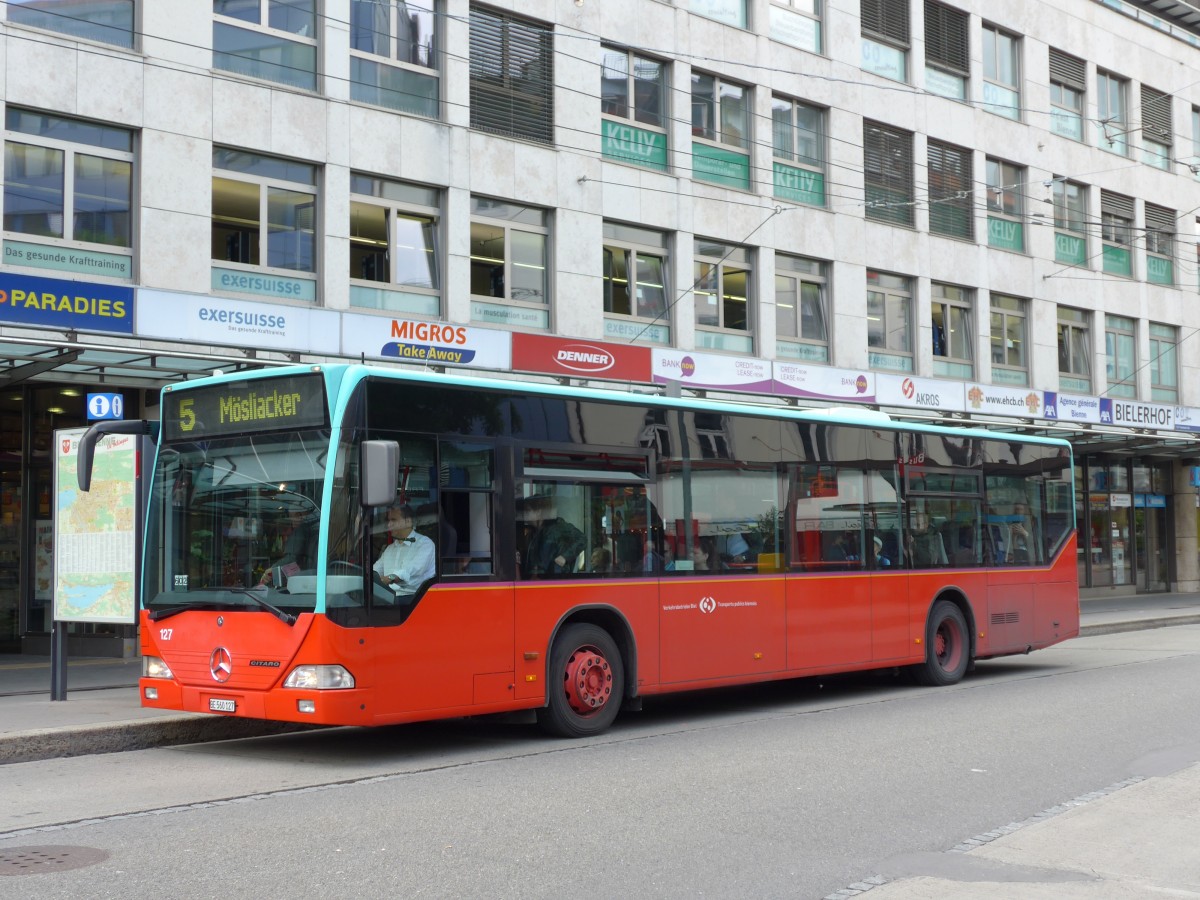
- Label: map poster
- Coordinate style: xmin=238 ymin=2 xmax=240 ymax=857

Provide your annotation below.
xmin=53 ymin=428 xmax=138 ymax=624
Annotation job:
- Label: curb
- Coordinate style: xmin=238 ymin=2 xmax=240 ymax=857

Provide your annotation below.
xmin=1079 ymin=614 xmax=1200 ymax=637
xmin=0 ymin=717 xmax=317 ymax=766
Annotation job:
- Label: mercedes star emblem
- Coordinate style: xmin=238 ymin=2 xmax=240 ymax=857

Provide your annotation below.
xmin=210 ymin=647 xmax=233 ymax=682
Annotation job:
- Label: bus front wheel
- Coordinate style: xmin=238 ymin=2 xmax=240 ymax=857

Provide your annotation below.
xmin=912 ymin=600 xmax=970 ymax=686
xmin=537 ymin=623 xmax=624 ymax=738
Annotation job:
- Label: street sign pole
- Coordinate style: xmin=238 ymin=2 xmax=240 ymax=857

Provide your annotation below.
xmin=50 ymin=620 xmax=68 ymax=701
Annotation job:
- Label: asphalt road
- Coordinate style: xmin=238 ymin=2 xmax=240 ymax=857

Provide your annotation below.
xmin=2 ymin=625 xmax=1199 ymax=899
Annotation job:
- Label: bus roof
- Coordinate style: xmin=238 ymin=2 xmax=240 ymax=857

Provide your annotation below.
xmin=170 ymin=362 xmax=1074 ymax=453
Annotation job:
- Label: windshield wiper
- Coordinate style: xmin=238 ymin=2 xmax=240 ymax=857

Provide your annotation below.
xmin=149 ymin=603 xmax=209 ymax=622
xmin=227 ymin=588 xmax=297 ymax=626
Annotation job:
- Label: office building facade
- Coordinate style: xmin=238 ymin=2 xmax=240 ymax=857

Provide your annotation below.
xmin=3 ymin=0 xmax=1200 ymax=654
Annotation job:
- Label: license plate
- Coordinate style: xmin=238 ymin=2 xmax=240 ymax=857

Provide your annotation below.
xmin=209 ymin=698 xmax=236 ymax=713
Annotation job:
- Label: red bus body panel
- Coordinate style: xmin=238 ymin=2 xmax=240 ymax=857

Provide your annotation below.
xmin=139 ymin=533 xmax=1079 ymax=726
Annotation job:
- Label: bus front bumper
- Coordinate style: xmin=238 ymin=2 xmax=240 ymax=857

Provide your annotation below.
xmin=139 ymin=678 xmax=374 ymax=726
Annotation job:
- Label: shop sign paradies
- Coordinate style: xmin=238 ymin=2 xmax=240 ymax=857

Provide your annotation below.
xmin=0 ymin=272 xmax=133 ymax=334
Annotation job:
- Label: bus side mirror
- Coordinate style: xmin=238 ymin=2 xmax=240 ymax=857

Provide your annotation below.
xmin=78 ymin=420 xmax=155 ymax=491
xmin=361 ymin=440 xmax=399 ymax=508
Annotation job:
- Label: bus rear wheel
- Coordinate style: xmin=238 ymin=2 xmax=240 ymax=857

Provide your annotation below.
xmin=537 ymin=623 xmax=624 ymax=738
xmin=912 ymin=600 xmax=969 ymax=686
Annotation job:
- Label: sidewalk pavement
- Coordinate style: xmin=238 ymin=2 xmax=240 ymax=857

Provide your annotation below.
xmin=829 ymin=763 xmax=1200 ymax=899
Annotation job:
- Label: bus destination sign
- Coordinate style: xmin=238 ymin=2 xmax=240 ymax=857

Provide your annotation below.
xmin=162 ymin=373 xmax=327 ymax=441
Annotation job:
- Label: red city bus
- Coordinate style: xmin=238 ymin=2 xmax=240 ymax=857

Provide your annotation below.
xmin=80 ymin=364 xmax=1079 ymax=737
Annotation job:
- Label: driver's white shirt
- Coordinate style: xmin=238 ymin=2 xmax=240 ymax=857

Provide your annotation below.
xmin=372 ymin=532 xmax=436 ymax=593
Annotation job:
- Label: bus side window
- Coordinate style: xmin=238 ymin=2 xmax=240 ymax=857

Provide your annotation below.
xmin=438 ymin=441 xmax=495 ymax=576
xmin=521 ymin=487 xmax=587 ymax=578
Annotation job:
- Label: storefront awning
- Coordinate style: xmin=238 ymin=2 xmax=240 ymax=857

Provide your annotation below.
xmin=0 ymin=335 xmax=287 ymax=390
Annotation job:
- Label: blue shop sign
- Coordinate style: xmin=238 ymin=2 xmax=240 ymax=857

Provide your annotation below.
xmin=0 ymin=272 xmax=134 ymax=334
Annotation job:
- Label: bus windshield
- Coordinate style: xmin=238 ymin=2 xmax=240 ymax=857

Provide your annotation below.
xmin=144 ymin=428 xmax=330 ymax=616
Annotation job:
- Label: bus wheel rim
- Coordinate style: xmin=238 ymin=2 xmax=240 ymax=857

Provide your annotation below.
xmin=563 ymin=645 xmax=612 ymax=716
xmin=935 ymin=618 xmax=962 ymax=670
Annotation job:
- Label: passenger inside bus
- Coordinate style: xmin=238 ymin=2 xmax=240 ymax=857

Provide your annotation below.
xmin=726 ymin=531 xmax=750 ymax=564
xmin=905 ymin=507 xmax=948 ymax=567
xmin=589 ymin=546 xmax=613 ymax=573
xmin=872 ymin=535 xmax=892 ymax=567
xmin=827 ymin=530 xmax=859 ymax=562
xmin=523 ymin=496 xmax=586 ymax=578
xmin=373 ymin=503 xmax=436 ymax=596
xmin=690 ymin=537 xmax=720 ymax=572
xmin=1007 ymin=501 xmax=1035 ymax=564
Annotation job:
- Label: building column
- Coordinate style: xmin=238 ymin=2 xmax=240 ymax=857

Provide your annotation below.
xmin=1172 ymin=463 xmax=1198 ymax=592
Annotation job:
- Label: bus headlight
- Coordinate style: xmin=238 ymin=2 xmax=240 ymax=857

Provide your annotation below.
xmin=284 ymin=665 xmax=355 ymax=690
xmin=143 ymin=656 xmax=174 ymax=679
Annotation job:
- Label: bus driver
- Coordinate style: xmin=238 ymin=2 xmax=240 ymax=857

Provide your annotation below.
xmin=373 ymin=503 xmax=436 ymax=595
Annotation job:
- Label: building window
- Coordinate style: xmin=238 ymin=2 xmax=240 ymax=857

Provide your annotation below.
xmin=1100 ymin=190 xmax=1134 ymax=277
xmin=867 ymin=270 xmax=912 ymax=372
xmin=1145 ymin=203 xmax=1175 ymax=286
xmin=1192 ymin=107 xmax=1200 ymax=179
xmin=1140 ymin=85 xmax=1172 ymax=170
xmin=213 ymin=0 xmax=317 ymax=91
xmin=212 ymin=149 xmax=318 ymax=300
xmin=1105 ymin=314 xmax=1136 ymax=399
xmin=860 ymin=0 xmax=909 ymax=82
xmin=470 ymin=197 xmax=549 ymax=328
xmin=350 ymin=0 xmax=438 ymax=118
xmin=692 ymin=0 xmax=747 ymax=28
xmin=691 ymin=72 xmax=751 ymax=189
xmin=4 ymin=108 xmax=133 ymax=279
xmin=600 ymin=46 xmax=668 ymax=172
xmin=769 ymin=0 xmax=822 ymax=55
xmin=694 ymin=239 xmax=753 ymax=353
xmin=349 ymin=175 xmax=440 ymax=316
xmin=864 ymin=121 xmax=914 ymax=226
xmin=1051 ymin=178 xmax=1087 ymax=266
xmin=927 ymin=139 xmax=973 ymax=240
xmin=775 ymin=254 xmax=829 ymax=362
xmin=924 ymin=1 xmax=968 ymax=100
xmin=982 ymin=24 xmax=1020 ymax=120
xmin=8 ymin=0 xmax=134 ymax=48
xmin=931 ymin=282 xmax=972 ymax=379
xmin=1097 ymin=70 xmax=1129 ymax=156
xmin=469 ymin=6 xmax=553 ymax=145
xmin=1049 ymin=49 xmax=1085 ymax=141
xmin=602 ymin=222 xmax=670 ymax=345
xmin=1149 ymin=322 xmax=1178 ymax=403
xmin=989 ymin=294 xmax=1027 ymax=386
xmin=1057 ymin=306 xmax=1091 ymax=393
xmin=986 ymin=158 xmax=1024 ymax=252
xmin=771 ymin=96 xmax=826 ymax=206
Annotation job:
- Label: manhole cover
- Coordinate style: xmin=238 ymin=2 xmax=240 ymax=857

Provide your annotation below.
xmin=0 ymin=846 xmax=109 ymax=876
